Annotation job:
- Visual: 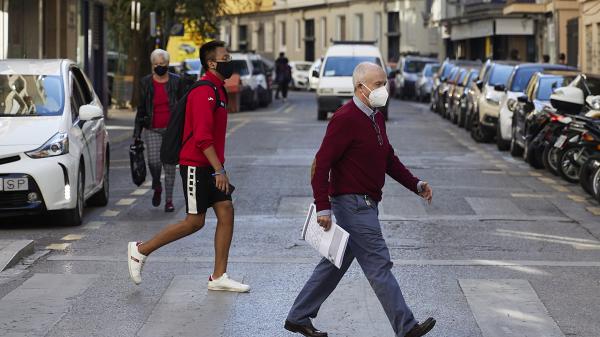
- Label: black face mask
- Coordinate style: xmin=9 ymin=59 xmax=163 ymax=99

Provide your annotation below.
xmin=154 ymin=65 xmax=168 ymax=76
xmin=215 ymin=61 xmax=235 ymax=79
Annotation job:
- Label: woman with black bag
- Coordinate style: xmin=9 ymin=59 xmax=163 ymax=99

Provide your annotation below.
xmin=133 ymin=49 xmax=183 ymax=212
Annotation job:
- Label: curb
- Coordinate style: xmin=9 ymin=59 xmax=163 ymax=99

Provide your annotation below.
xmin=0 ymin=240 xmax=35 ymax=272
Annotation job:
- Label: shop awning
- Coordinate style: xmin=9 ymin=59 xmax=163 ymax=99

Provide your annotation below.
xmin=495 ymin=18 xmax=534 ymax=36
xmin=450 ymin=20 xmax=493 ymax=41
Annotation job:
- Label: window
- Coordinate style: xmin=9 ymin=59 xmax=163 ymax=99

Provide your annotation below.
xmin=295 ymin=20 xmax=301 ymax=50
xmin=336 ymin=16 xmax=346 ymax=40
xmin=374 ymin=13 xmax=381 ymax=46
xmin=354 ymin=14 xmax=363 ymax=40
xmin=280 ymin=21 xmax=286 ymax=47
xmin=321 ymin=17 xmax=327 ymax=49
xmin=387 ymin=12 xmax=400 ymax=62
xmin=265 ymin=22 xmax=273 ymax=52
xmin=238 ymin=25 xmax=248 ymax=52
xmin=70 ymin=73 xmax=85 ymax=122
xmin=322 ymin=56 xmax=382 ymax=77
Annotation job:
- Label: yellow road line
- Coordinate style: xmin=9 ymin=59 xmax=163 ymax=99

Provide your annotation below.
xmin=116 ymin=198 xmax=136 ymax=206
xmin=61 ymin=234 xmax=84 ymax=241
xmin=46 ymin=243 xmax=71 ymax=250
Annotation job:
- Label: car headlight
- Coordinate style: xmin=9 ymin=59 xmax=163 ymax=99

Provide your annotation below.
xmin=318 ymin=88 xmax=334 ymax=95
xmin=507 ymin=98 xmax=518 ymax=112
xmin=26 ymin=132 xmax=69 ymax=159
xmin=590 ymin=98 xmax=600 ymax=110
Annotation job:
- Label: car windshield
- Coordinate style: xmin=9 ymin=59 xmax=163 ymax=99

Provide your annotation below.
xmin=323 ymin=56 xmax=381 ymax=77
xmin=466 ymin=71 xmax=479 ymax=86
xmin=230 ymin=60 xmax=250 ymax=76
xmin=537 ymin=77 xmax=572 ymax=101
xmin=510 ymin=67 xmax=543 ymax=92
xmin=404 ymin=60 xmax=429 ymax=73
xmin=442 ymin=64 xmax=454 ymax=78
xmin=573 ymin=76 xmax=600 ymax=96
xmin=251 ymin=60 xmax=265 ymax=73
xmin=0 ymin=74 xmax=64 ymax=117
xmin=424 ymin=65 xmax=439 ymax=77
xmin=489 ymin=64 xmax=514 ymax=86
xmin=185 ymin=60 xmax=200 ymax=72
xmin=295 ymin=63 xmax=312 ymax=71
xmin=458 ymin=70 xmax=468 ymax=84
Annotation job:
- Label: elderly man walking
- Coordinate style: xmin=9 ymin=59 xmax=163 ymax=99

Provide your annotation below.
xmin=284 ymin=62 xmax=436 ymax=337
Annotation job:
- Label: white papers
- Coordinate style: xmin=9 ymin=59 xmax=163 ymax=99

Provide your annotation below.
xmin=302 ymin=204 xmax=350 ymax=269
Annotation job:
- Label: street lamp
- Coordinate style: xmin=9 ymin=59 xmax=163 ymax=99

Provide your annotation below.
xmin=131 ymin=1 xmax=141 ymax=31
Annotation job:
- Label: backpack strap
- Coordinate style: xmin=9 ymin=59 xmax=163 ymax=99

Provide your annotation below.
xmin=188 ymin=80 xmax=223 ymax=111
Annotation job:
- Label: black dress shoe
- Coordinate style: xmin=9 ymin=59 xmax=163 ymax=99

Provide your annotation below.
xmin=284 ymin=320 xmax=328 ymax=337
xmin=405 ymin=317 xmax=436 ymax=337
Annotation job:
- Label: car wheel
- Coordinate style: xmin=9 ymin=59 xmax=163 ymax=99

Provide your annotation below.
xmin=496 ymin=122 xmax=510 ymax=151
xmin=88 ymin=152 xmax=110 ymax=206
xmin=510 ymin=126 xmax=523 ymax=157
xmin=579 ymin=158 xmax=599 ymax=195
xmin=471 ymin=110 xmax=493 ymax=143
xmin=61 ymin=167 xmax=84 ymax=226
xmin=543 ymin=144 xmax=561 ymax=176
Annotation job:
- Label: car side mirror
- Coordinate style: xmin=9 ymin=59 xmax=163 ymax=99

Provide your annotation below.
xmin=312 ymin=70 xmax=320 ymax=78
xmin=79 ymin=104 xmax=103 ymax=121
xmin=476 ymin=80 xmax=484 ymax=90
xmin=494 ymin=84 xmax=506 ymax=92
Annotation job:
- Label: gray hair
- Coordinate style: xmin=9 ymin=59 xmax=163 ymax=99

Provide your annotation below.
xmin=352 ymin=62 xmax=379 ymax=89
xmin=150 ymin=49 xmax=170 ymax=64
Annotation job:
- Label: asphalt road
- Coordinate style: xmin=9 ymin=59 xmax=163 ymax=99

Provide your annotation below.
xmin=1 ymin=91 xmax=599 ymax=337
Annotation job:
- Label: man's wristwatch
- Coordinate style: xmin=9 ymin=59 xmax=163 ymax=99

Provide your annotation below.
xmin=213 ymin=168 xmax=226 ymax=176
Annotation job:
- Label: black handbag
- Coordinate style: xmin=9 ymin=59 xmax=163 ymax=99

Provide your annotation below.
xmin=129 ymin=139 xmax=147 ymax=186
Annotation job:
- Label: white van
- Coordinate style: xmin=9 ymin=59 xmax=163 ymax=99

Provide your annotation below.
xmin=315 ymin=42 xmax=388 ymax=120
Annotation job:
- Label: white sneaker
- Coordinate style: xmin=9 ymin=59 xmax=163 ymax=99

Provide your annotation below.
xmin=127 ymin=242 xmax=147 ymax=285
xmin=208 ymin=273 xmax=250 ymax=293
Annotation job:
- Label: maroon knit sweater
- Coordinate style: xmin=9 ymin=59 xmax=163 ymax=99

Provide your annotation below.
xmin=312 ymin=100 xmax=420 ymax=212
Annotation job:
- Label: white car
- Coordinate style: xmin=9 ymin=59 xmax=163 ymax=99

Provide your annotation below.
xmin=316 ymin=42 xmax=388 ymax=120
xmin=0 ymin=59 xmax=110 ymax=226
xmin=290 ymin=61 xmax=312 ymax=90
xmin=309 ymin=59 xmax=322 ymax=91
xmin=472 ymin=62 xmax=516 ymax=142
xmin=230 ymin=53 xmax=261 ymax=110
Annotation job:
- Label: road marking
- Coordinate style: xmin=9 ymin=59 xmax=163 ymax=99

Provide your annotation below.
xmin=0 ymin=273 xmax=97 ymax=336
xmin=101 ymin=209 xmax=120 ymax=217
xmin=136 ymin=275 xmax=237 ymax=337
xmin=283 ymin=104 xmax=295 ymax=114
xmin=46 ymin=255 xmax=600 ymax=267
xmin=459 ymin=279 xmax=565 ymax=337
xmin=494 ymin=229 xmax=600 ymax=250
xmin=143 ymin=181 xmax=152 ymax=187
xmin=46 ymin=243 xmax=71 ymax=250
xmin=85 ymin=221 xmax=106 ymax=229
xmin=538 ymin=177 xmax=557 ymax=184
xmin=528 ymin=172 xmax=543 ymax=177
xmin=494 ymin=164 xmax=508 ymax=169
xmin=61 ymin=234 xmax=84 ymax=241
xmin=131 ymin=188 xmax=150 ymax=196
xmin=482 ymin=170 xmax=505 ymax=175
xmin=510 ymin=193 xmax=545 ymax=198
xmin=552 ymin=185 xmax=570 ymax=193
xmin=116 ymin=198 xmax=136 ymax=206
xmin=466 ymin=197 xmax=524 ymax=217
xmin=567 ymin=194 xmax=587 ymax=202
xmin=226 ymin=119 xmax=250 ymax=138
xmin=586 ymin=207 xmax=600 ymax=216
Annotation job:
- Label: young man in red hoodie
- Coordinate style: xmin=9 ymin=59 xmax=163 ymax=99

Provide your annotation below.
xmin=127 ymin=41 xmax=250 ymax=293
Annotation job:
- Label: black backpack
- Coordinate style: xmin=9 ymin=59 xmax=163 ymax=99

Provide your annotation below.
xmin=160 ymin=80 xmax=222 ymax=165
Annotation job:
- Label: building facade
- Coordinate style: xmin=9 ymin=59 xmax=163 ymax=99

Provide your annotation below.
xmin=220 ymin=0 xmax=443 ymax=63
xmin=0 ymin=0 xmax=110 ymax=110
xmin=579 ymin=0 xmax=600 ymax=73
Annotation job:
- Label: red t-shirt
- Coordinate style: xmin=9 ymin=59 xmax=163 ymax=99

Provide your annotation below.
xmin=179 ymin=72 xmax=228 ymax=167
xmin=152 ymin=80 xmax=171 ymax=129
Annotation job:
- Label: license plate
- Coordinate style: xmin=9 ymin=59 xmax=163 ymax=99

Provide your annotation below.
xmin=0 ymin=177 xmax=29 ymax=191
xmin=554 ymin=135 xmax=567 ymax=148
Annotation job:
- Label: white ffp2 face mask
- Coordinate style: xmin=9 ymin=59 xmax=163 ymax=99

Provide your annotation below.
xmin=361 ymin=84 xmax=389 ymax=108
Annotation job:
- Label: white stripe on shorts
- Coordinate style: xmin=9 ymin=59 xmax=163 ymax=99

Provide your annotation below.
xmin=187 ymin=166 xmax=198 ymax=214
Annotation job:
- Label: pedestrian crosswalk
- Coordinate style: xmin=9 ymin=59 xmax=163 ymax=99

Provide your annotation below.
xmin=0 ymin=272 xmax=571 ymax=337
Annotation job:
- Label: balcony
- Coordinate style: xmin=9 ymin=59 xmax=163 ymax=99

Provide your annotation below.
xmin=504 ymin=0 xmax=548 ymax=15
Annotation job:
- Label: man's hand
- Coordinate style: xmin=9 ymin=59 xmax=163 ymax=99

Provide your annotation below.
xmin=419 ymin=181 xmax=433 ymax=204
xmin=317 ymin=215 xmax=332 ymax=231
xmin=215 ymin=173 xmax=230 ymax=195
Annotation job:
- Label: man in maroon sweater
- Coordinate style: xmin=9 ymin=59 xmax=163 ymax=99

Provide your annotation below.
xmin=127 ymin=41 xmax=249 ymax=293
xmin=285 ymin=62 xmax=435 ymax=337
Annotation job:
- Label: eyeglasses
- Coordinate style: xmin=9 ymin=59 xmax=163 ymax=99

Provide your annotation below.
xmin=369 ymin=113 xmax=383 ymax=146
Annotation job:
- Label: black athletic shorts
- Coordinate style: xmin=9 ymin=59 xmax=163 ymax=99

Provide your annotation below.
xmin=180 ymin=165 xmax=232 ymax=214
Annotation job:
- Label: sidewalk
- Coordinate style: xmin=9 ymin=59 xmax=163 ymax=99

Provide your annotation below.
xmin=0 ymin=240 xmax=34 ymax=272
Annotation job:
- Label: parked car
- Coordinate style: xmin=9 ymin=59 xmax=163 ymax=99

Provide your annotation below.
xmin=439 ymin=66 xmax=461 ymax=118
xmin=290 ymin=61 xmax=313 ymax=90
xmin=230 ymin=53 xmax=261 ymax=110
xmin=471 ymin=61 xmax=518 ymax=142
xmin=415 ymin=63 xmax=440 ymax=102
xmin=308 ymin=58 xmax=322 ymax=91
xmin=249 ymin=53 xmax=273 ymax=107
xmin=315 ymin=41 xmax=387 ymax=120
xmin=394 ymin=56 xmax=438 ymax=100
xmin=446 ymin=67 xmax=468 ymax=121
xmin=464 ymin=60 xmax=494 ymax=131
xmin=432 ymin=59 xmax=480 ymax=114
xmin=0 ymin=59 xmax=110 ymax=226
xmin=454 ymin=68 xmax=480 ymax=128
xmin=511 ymin=70 xmax=578 ymax=160
xmin=496 ymin=63 xmax=576 ymax=151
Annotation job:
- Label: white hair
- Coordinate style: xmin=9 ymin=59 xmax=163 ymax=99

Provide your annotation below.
xmin=352 ymin=62 xmax=381 ymax=89
xmin=150 ymin=49 xmax=170 ymax=64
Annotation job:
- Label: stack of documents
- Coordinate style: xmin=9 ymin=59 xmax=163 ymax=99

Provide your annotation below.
xmin=302 ymin=204 xmax=350 ymax=269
